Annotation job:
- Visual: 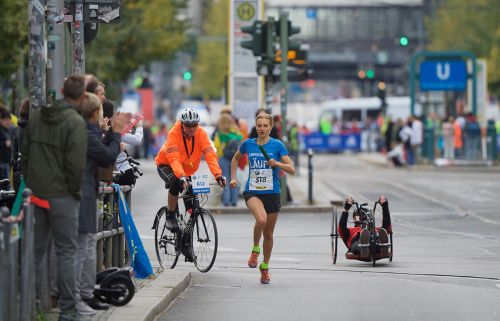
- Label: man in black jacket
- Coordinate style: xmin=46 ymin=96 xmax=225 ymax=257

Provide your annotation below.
xmin=23 ymin=75 xmax=88 ymax=321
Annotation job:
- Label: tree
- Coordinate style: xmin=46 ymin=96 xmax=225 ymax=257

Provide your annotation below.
xmin=426 ymin=0 xmax=500 ymax=96
xmin=189 ymin=0 xmax=229 ymax=99
xmin=86 ymin=0 xmax=188 ymax=82
xmin=0 ymin=0 xmax=27 ymax=78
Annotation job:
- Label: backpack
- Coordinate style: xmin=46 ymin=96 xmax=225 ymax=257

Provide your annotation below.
xmin=223 ymin=139 xmax=240 ymax=159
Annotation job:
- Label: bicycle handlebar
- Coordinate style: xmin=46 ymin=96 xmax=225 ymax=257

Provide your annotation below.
xmin=0 ymin=190 xmax=15 ymax=201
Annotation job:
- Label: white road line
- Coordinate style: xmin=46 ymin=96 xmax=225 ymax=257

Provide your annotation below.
xmin=478 ymin=247 xmax=496 ymax=256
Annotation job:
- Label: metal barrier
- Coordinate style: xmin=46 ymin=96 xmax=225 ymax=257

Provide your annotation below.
xmin=0 ymin=188 xmax=35 ymax=321
xmin=96 ymin=183 xmax=132 ymax=272
xmin=35 ymin=183 xmax=134 ymax=313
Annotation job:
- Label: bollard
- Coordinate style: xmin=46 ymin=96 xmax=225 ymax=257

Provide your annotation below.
xmin=423 ymin=127 xmax=434 ymax=162
xmin=486 ymin=121 xmax=497 ymax=161
xmin=307 ymin=148 xmax=314 ymax=205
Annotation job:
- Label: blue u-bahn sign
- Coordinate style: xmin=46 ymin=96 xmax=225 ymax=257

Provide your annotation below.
xmin=420 ymin=60 xmax=467 ymax=91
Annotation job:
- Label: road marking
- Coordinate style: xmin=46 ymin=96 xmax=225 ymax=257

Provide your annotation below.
xmin=478 ymin=247 xmax=496 ymax=256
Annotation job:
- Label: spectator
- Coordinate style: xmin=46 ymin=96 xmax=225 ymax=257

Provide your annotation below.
xmin=214 ymin=113 xmax=243 ymax=206
xmin=75 ymin=93 xmax=129 ymax=314
xmin=0 ymin=106 xmax=12 ymax=186
xmin=11 ymin=98 xmax=30 ymax=192
xmin=22 ymin=75 xmax=88 ymax=321
xmin=442 ymin=116 xmax=455 ymax=159
xmin=410 ymin=115 xmax=423 ymax=164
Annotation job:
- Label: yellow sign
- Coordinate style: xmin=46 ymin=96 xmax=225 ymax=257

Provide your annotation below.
xmin=237 ymin=2 xmax=255 ymax=21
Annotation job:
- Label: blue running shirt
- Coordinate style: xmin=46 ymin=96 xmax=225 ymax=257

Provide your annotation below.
xmin=239 ymin=138 xmax=288 ymax=194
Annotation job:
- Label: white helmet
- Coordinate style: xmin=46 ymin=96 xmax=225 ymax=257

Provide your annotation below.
xmin=180 ymin=108 xmax=200 ymax=125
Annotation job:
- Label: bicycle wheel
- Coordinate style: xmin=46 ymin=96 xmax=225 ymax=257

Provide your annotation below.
xmin=389 ymin=233 xmax=393 ymax=262
xmin=154 ymin=207 xmax=179 ymax=269
xmin=191 ymin=209 xmax=218 ymax=273
xmin=330 ymin=207 xmax=338 ymax=264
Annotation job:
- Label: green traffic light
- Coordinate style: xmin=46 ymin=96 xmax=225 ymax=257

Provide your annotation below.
xmin=183 ymin=71 xmax=192 ymax=81
xmin=366 ymin=69 xmax=375 ymax=79
xmin=399 ymin=36 xmax=409 ymax=46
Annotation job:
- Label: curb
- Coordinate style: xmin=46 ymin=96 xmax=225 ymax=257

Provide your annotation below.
xmin=105 ymin=269 xmax=191 ymax=321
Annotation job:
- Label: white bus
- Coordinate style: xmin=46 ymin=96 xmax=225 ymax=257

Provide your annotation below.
xmin=319 ymin=96 xmax=421 ymax=126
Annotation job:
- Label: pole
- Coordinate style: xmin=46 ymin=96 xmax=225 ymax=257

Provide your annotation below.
xmin=307 ymin=148 xmax=313 ymax=205
xmin=46 ymin=0 xmax=66 ymax=105
xmin=28 ymin=0 xmax=47 ymax=109
xmin=279 ymin=12 xmax=289 ymax=205
xmin=72 ymin=0 xmax=85 ymax=74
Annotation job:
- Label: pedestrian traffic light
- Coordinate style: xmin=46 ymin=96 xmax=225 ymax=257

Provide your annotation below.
xmin=399 ymin=36 xmax=409 ymax=46
xmin=241 ymin=20 xmax=265 ymax=57
xmin=183 ymin=71 xmax=192 ymax=81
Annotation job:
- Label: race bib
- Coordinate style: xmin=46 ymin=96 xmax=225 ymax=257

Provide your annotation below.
xmin=249 ymin=168 xmax=273 ymax=191
xmin=192 ymin=173 xmax=210 ymax=194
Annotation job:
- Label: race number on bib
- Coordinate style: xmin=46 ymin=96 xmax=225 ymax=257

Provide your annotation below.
xmin=192 ymin=173 xmax=210 ymax=194
xmin=249 ymin=168 xmax=273 ymax=191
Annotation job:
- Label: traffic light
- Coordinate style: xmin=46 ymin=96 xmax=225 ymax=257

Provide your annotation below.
xmin=241 ymin=20 xmax=265 ymax=57
xmin=183 ymin=71 xmax=192 ymax=81
xmin=377 ymin=81 xmax=387 ymax=113
xmin=399 ymin=36 xmax=409 ymax=46
xmin=366 ymin=69 xmax=375 ymax=79
xmin=276 ymin=19 xmax=301 ymax=50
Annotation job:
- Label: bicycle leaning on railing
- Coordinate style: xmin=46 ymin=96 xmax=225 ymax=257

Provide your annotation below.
xmin=153 ymin=178 xmax=219 ymax=273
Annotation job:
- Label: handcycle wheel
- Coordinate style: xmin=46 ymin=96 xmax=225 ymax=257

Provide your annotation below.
xmin=191 ymin=209 xmax=218 ymax=273
xmin=389 ymin=233 xmax=393 ymax=262
xmin=371 ymin=242 xmax=377 ymax=267
xmin=154 ymin=207 xmax=180 ymax=269
xmin=330 ymin=207 xmax=338 ymax=264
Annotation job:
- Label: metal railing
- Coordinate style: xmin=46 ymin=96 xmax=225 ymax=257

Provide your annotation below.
xmin=96 ymin=183 xmax=132 ymax=272
xmin=0 ymin=183 xmax=135 ymax=317
xmin=0 ymin=188 xmax=35 ymax=321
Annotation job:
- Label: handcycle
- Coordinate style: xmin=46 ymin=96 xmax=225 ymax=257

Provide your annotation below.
xmin=153 ymin=177 xmax=219 ymax=273
xmin=330 ymin=200 xmax=393 ymax=266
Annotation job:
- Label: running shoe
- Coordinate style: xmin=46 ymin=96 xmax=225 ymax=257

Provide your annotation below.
xmin=247 ymin=251 xmax=259 ymax=268
xmin=259 ymin=264 xmax=270 ymax=284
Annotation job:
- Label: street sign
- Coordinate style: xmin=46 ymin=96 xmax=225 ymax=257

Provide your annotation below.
xmin=420 ymin=60 xmax=467 ymax=91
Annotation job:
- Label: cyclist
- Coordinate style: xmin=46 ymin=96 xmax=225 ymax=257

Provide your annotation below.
xmin=230 ymin=112 xmax=295 ymax=284
xmin=155 ymin=108 xmax=226 ymax=233
xmin=339 ymin=195 xmax=392 ymax=260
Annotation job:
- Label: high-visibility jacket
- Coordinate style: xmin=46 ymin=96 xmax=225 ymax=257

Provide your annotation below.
xmin=155 ymin=121 xmax=222 ymax=178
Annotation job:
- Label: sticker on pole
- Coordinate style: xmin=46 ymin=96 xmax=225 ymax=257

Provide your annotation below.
xmin=191 ymin=173 xmax=210 ymax=194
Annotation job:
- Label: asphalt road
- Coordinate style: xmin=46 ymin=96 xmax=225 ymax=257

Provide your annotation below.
xmin=131 ymin=154 xmax=500 ymax=321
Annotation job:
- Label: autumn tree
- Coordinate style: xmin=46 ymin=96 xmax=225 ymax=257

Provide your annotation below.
xmin=190 ymin=0 xmax=229 ymax=99
xmin=426 ymin=0 xmax=500 ymax=96
xmin=86 ymin=0 xmax=188 ymax=83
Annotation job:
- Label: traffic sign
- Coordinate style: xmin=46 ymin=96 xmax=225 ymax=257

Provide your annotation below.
xmin=420 ymin=60 xmax=467 ymax=91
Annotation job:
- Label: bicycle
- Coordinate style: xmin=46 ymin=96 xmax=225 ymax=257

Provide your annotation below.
xmin=153 ymin=177 xmax=219 ymax=273
xmin=330 ymin=200 xmax=393 ymax=267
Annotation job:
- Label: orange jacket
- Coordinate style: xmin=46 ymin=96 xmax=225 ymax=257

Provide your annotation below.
xmin=155 ymin=121 xmax=222 ymax=178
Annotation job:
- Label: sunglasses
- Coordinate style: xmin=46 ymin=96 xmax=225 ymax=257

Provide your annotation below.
xmin=183 ymin=123 xmax=199 ymax=128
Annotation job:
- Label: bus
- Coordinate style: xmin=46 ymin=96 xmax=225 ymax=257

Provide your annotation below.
xmin=319 ymin=96 xmax=421 ymax=129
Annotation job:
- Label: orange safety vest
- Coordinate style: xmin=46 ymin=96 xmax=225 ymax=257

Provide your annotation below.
xmin=155 ymin=121 xmax=222 ymax=178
